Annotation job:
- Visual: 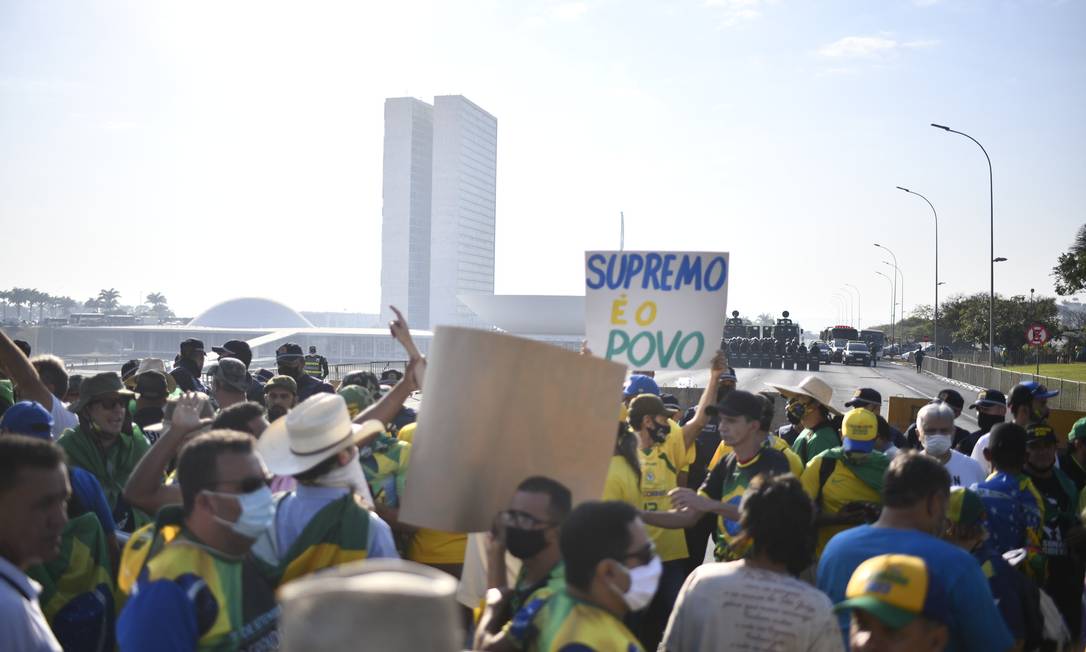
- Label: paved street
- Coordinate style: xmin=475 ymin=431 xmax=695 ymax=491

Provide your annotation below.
xmin=657 ymin=359 xmax=979 ymax=428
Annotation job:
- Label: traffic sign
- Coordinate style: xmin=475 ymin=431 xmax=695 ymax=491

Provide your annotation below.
xmin=1026 ymin=323 xmax=1049 ymax=346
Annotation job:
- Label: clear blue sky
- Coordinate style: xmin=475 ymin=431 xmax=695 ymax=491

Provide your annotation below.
xmin=2 ymin=0 xmax=1083 ymax=331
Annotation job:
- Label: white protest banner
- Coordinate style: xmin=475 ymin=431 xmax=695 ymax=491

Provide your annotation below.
xmin=585 ymin=251 xmax=729 ymax=371
xmin=398 ymin=327 xmax=626 ymax=533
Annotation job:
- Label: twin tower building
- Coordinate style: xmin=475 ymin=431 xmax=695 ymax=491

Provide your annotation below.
xmin=379 ymin=96 xmax=497 ymax=330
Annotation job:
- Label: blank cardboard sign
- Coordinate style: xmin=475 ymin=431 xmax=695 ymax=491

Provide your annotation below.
xmin=399 ymin=327 xmax=627 ymax=533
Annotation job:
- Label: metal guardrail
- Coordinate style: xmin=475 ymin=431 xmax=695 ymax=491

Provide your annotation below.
xmin=328 ymin=361 xmax=409 ymax=382
xmin=922 ymin=357 xmax=1086 ymax=412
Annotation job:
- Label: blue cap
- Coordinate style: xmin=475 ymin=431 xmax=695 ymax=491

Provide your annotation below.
xmin=1021 ymin=381 xmax=1059 ymax=399
xmin=0 ymin=401 xmax=54 ymax=439
xmin=623 ymin=374 xmax=660 ymax=399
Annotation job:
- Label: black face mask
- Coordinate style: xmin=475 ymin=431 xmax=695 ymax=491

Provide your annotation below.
xmin=277 ymin=363 xmax=301 ymax=380
xmin=506 ymin=526 xmax=547 ymax=560
xmin=977 ymin=413 xmax=1004 ymax=434
xmin=650 ymin=421 xmax=670 ymax=444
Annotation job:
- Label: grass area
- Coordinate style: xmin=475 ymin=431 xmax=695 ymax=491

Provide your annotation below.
xmin=1005 ymin=363 xmax=1086 ymax=382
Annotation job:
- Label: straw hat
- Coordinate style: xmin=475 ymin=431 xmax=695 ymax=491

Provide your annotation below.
xmin=277 ymin=559 xmax=463 ymax=652
xmin=124 ymin=358 xmax=177 ymax=394
xmin=257 ymin=393 xmax=383 ymax=476
xmin=765 ymin=376 xmax=841 ymax=416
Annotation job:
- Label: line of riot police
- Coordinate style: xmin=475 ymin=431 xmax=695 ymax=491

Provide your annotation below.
xmin=722 ymin=336 xmax=820 ymax=371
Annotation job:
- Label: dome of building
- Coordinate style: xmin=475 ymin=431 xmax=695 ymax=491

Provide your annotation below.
xmin=188 ymin=297 xmax=314 ymax=329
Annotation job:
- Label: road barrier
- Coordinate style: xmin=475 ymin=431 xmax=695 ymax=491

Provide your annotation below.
xmin=922 ymin=357 xmax=1086 ymax=412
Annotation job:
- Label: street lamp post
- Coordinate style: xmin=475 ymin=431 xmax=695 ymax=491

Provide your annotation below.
xmin=932 ymin=123 xmax=994 ymax=365
xmin=845 ymin=284 xmax=862 ymax=329
xmin=876 ymin=271 xmax=895 ymax=347
xmin=897 ymin=186 xmax=939 ymax=351
xmin=834 ymin=292 xmax=853 ymax=328
xmin=876 ymin=243 xmax=901 ymax=342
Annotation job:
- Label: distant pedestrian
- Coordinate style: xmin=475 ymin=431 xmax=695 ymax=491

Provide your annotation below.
xmin=915 ymin=346 xmax=925 ymax=373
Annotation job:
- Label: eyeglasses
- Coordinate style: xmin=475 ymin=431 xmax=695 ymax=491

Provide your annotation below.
xmin=498 ymin=509 xmax=555 ymax=530
xmin=211 ymin=475 xmax=272 ymax=494
xmin=94 ymin=397 xmax=128 ymax=410
xmin=621 ymin=542 xmax=656 ymax=567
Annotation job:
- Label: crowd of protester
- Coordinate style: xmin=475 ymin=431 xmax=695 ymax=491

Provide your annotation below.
xmin=1 ymin=316 xmax=1085 ymax=652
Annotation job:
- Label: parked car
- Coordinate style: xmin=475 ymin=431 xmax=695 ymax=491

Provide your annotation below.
xmin=843 ymin=341 xmax=872 ymax=366
xmin=815 ymin=342 xmax=832 ymax=363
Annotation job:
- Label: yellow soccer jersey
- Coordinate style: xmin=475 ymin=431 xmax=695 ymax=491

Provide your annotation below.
xmin=602 ymin=456 xmax=641 ymax=507
xmin=801 ymin=456 xmax=882 ymax=556
xmin=639 ymin=440 xmax=689 ymax=562
xmin=512 ymin=588 xmax=644 ymax=652
xmin=397 ymin=421 xmax=416 ymax=443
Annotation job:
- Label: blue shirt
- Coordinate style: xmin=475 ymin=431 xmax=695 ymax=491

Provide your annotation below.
xmin=971 ymin=472 xmax=1043 ymax=555
xmin=69 ymin=467 xmax=116 ymax=536
xmin=818 ymin=525 xmax=1013 ymax=652
xmin=274 ymin=485 xmax=399 ymax=559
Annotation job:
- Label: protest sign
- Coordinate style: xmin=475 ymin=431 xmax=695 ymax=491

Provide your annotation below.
xmin=398 ymin=327 xmax=626 ymax=533
xmin=585 ymin=251 xmax=730 ymax=370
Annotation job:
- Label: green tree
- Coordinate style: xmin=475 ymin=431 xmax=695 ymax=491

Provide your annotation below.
xmin=939 ymin=293 xmax=1058 ymax=351
xmin=97 ymin=288 xmax=121 ymax=312
xmin=1054 ymin=224 xmax=1086 ymax=295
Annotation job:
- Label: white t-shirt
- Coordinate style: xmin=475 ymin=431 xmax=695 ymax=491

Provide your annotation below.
xmin=662 ymin=560 xmax=845 ymax=652
xmin=945 ymin=449 xmax=986 ymax=487
xmin=0 ymin=557 xmax=62 ymax=651
xmin=47 ymin=394 xmax=78 ymax=439
xmin=971 ymin=433 xmax=992 ymax=475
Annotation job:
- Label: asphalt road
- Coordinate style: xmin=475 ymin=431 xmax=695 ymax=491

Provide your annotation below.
xmin=656 ymin=359 xmax=979 ymax=428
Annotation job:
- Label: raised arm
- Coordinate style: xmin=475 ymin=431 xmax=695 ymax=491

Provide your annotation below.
xmin=0 ymin=330 xmax=54 ymax=409
xmin=123 ymin=394 xmax=211 ymax=516
xmin=680 ymin=350 xmax=728 ymax=448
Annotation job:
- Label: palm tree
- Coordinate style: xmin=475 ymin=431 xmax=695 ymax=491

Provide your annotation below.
xmin=97 ymin=288 xmax=121 ymax=313
xmin=56 ymin=296 xmax=78 ymax=318
xmin=10 ymin=287 xmax=32 ymax=321
xmin=756 ymin=313 xmax=775 ymax=326
xmin=0 ymin=289 xmax=11 ymax=321
xmin=84 ymin=297 xmax=100 ymax=312
xmin=30 ymin=290 xmax=51 ymax=323
xmin=146 ymin=292 xmax=167 ymax=307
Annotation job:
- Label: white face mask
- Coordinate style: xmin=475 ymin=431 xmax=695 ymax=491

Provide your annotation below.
xmin=316 ymin=449 xmax=375 ymax=508
xmin=615 ymin=556 xmax=661 ymax=612
xmin=923 ymin=433 xmax=953 ymax=457
xmin=205 ymin=486 xmax=275 ymax=539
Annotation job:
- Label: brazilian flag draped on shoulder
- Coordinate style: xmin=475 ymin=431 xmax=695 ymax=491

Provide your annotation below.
xmin=27 ymin=513 xmax=116 ymax=652
xmin=56 ymin=424 xmax=152 ymax=532
xmin=818 ymin=447 xmax=891 ymax=492
xmin=252 ymin=492 xmax=371 ymax=586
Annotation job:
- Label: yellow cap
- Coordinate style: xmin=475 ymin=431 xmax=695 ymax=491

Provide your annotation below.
xmin=842 ymin=407 xmax=878 ymax=442
xmin=835 ymin=554 xmax=944 ymax=629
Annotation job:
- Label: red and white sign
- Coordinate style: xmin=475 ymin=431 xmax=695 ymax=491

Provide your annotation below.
xmin=1026 ymin=323 xmax=1049 ymax=346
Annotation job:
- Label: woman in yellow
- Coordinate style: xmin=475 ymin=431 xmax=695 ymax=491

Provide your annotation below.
xmin=603 ymin=423 xmax=642 ymax=507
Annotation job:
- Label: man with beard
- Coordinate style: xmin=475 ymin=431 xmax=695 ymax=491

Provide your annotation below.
xmin=264 ymin=375 xmax=298 ymax=422
xmin=1022 ymin=421 xmax=1085 ymax=642
xmin=275 ymin=343 xmax=333 ymax=402
xmin=475 ymin=476 xmax=571 ymax=651
xmin=169 ymin=339 xmax=208 ymax=394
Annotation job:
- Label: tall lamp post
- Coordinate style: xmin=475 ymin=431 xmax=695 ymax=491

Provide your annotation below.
xmin=876 ymin=243 xmax=901 ymax=341
xmin=932 ymin=123 xmax=994 ymax=365
xmin=876 ymin=271 xmax=896 ymax=346
xmin=845 ymin=284 xmax=862 ymax=329
xmin=896 ymin=186 xmax=939 ymax=351
xmin=882 ymin=260 xmax=904 ymax=328
xmin=834 ymin=292 xmax=853 ymax=327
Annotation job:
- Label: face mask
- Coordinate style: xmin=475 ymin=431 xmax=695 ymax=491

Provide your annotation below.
xmin=277 ymin=364 xmax=300 ymax=380
xmin=923 ymin=433 xmax=952 ymax=457
xmin=506 ymin=526 xmax=548 ymax=560
xmin=787 ymin=401 xmax=806 ymax=421
xmin=206 ymin=486 xmax=275 ymax=539
xmin=649 ymin=421 xmax=670 ymax=443
xmin=977 ymin=413 xmax=1004 ymax=433
xmin=616 ymin=556 xmax=662 ymax=612
xmin=317 ymin=450 xmax=374 ymax=500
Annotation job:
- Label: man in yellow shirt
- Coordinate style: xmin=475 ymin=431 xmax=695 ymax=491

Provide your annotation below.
xmin=801 ymin=408 xmax=889 ymax=558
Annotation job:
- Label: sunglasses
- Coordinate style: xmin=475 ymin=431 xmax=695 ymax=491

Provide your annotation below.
xmin=94 ymin=397 xmax=128 ymax=410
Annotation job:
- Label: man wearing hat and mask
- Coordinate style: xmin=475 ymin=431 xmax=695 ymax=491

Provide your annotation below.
xmin=960 ymin=389 xmax=1006 ymax=462
xmin=56 ymin=372 xmax=150 ymax=532
xmin=252 ymin=393 xmax=396 ymax=586
xmin=128 ymin=359 xmax=175 ymax=433
xmin=1022 ymin=421 xmax=1085 ymax=641
xmin=275 ymin=342 xmax=333 ymax=402
xmin=767 ymin=376 xmax=842 ymax=466
xmin=212 ymin=340 xmax=265 ymax=405
xmin=116 ymin=430 xmax=280 ymax=651
xmin=802 ymin=408 xmax=890 ymax=558
xmin=169 ymin=338 xmax=208 ymax=393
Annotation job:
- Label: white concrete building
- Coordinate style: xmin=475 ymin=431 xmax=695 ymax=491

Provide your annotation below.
xmin=379 ymin=95 xmax=497 ymax=329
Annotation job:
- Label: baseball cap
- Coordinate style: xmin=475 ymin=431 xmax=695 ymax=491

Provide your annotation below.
xmin=337 ymin=385 xmax=375 ymax=419
xmin=988 ymin=422 xmax=1027 ymax=458
xmin=134 ymin=370 xmax=169 ymax=400
xmin=627 ymin=394 xmax=666 ymax=427
xmin=936 ymin=389 xmax=964 ymax=411
xmin=844 ymin=388 xmax=882 ymax=409
xmin=1068 ymin=417 xmax=1086 ymax=445
xmin=1010 ymin=382 xmax=1060 ymax=408
xmin=276 ymin=343 xmax=305 ymax=361
xmin=265 ymin=375 xmax=298 ymax=396
xmin=718 ymin=368 xmax=738 ymax=383
xmin=212 ymin=340 xmax=253 ymax=368
xmin=212 ymin=358 xmax=249 ymax=393
xmin=946 ymin=487 xmax=985 ymax=526
xmin=841 ymin=408 xmax=878 ymax=453
xmin=660 ymin=394 xmax=681 ymax=414
xmin=834 ymin=554 xmax=950 ymax=629
xmin=969 ymin=389 xmax=1007 ymax=410
xmin=717 ymin=390 xmax=763 ymax=421
xmin=1025 ymin=422 xmax=1056 ymax=445
xmin=180 ymin=338 xmax=206 ymax=354
xmin=0 ymin=401 xmax=53 ymax=439
xmin=623 ymin=375 xmax=660 ymax=399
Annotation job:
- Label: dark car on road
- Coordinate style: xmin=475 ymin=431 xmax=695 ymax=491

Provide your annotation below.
xmin=814 ymin=342 xmax=833 ymax=363
xmin=843 ymin=341 xmax=872 ymax=366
